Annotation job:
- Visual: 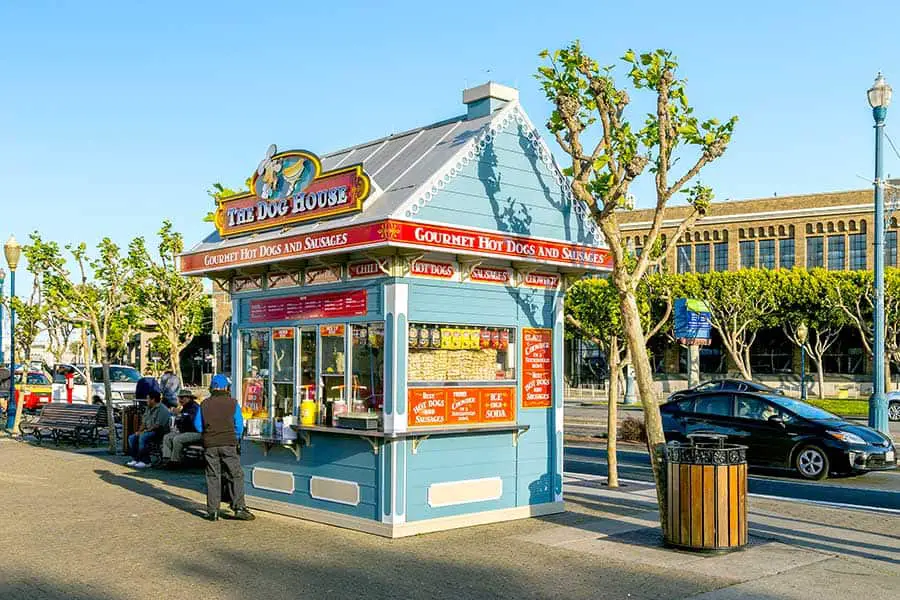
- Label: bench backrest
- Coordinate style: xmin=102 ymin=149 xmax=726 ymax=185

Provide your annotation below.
xmin=38 ymin=403 xmax=103 ymax=426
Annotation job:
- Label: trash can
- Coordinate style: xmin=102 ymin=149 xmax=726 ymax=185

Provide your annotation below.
xmin=121 ymin=404 xmax=142 ymax=454
xmin=665 ymin=433 xmax=748 ymax=552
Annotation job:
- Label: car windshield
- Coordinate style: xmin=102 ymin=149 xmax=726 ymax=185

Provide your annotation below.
xmin=90 ymin=366 xmax=141 ymax=383
xmin=26 ymin=373 xmax=50 ymax=385
xmin=764 ymin=395 xmax=841 ymax=420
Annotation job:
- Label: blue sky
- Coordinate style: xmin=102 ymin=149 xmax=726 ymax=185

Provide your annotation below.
xmin=2 ymin=0 xmax=899 ymax=268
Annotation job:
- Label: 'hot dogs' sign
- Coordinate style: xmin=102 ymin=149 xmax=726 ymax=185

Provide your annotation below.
xmin=522 ymin=328 xmax=553 ymax=408
xmin=408 ymin=387 xmax=515 ymax=427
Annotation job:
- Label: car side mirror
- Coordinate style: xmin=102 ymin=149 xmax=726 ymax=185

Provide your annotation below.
xmin=768 ymin=415 xmax=785 ymax=426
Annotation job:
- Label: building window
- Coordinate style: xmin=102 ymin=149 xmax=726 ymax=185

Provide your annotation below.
xmin=806 ymin=237 xmax=824 ymax=268
xmin=887 ymin=231 xmax=897 ymax=267
xmin=695 ymin=244 xmax=710 ymax=273
xmin=759 ymin=239 xmax=775 ymax=269
xmin=849 ymin=233 xmax=867 ymax=270
xmin=749 ymin=329 xmax=793 ymax=374
xmin=739 ymin=241 xmax=755 ymax=269
xmin=827 ymin=234 xmax=845 ymax=270
xmin=677 ymin=245 xmax=692 ymax=274
xmin=779 ymin=238 xmax=795 ymax=269
xmin=714 ymin=242 xmax=728 ymax=271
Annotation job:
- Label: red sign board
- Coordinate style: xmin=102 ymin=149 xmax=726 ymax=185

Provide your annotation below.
xmin=408 ymin=386 xmax=516 ymax=427
xmin=523 ymin=272 xmax=560 ymax=289
xmin=348 ymin=260 xmax=383 ymax=279
xmin=249 ymin=290 xmax=367 ymax=323
xmin=522 ymin=328 xmax=553 ymax=408
xmin=469 ymin=266 xmax=511 ymax=285
xmin=272 ymin=328 xmax=294 ymax=340
xmin=214 ymin=146 xmax=371 ymax=238
xmin=181 ymin=219 xmax=611 ymax=275
xmin=410 ymin=260 xmax=456 ymax=279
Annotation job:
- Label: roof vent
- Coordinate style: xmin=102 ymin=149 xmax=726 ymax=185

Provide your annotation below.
xmin=463 ymin=81 xmax=518 ymax=120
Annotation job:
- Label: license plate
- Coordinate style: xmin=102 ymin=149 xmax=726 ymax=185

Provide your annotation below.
xmin=886 ymin=450 xmax=896 ymax=463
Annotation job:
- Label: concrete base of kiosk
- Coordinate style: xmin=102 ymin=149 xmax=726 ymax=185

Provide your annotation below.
xmin=247 ymin=494 xmax=564 ymax=538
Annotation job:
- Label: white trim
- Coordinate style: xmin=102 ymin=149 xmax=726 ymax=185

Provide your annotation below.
xmin=427 ymin=477 xmax=504 ymax=507
xmin=620 ymin=203 xmax=875 ymax=231
xmin=247 ymin=495 xmax=564 ymax=538
xmin=251 ymin=467 xmax=296 ymax=494
xmin=330 ymin=146 xmax=357 ymax=169
xmin=309 ymin=476 xmax=361 ymax=506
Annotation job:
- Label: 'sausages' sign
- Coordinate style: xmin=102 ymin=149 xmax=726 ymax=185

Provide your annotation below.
xmin=214 ymin=144 xmax=372 ymax=238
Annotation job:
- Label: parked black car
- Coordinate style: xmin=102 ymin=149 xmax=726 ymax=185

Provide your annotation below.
xmin=661 ymin=390 xmax=896 ymax=480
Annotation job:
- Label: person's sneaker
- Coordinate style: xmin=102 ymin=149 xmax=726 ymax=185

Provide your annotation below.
xmin=232 ymin=509 xmax=256 ymax=521
xmin=126 ymin=460 xmax=138 ymax=467
xmin=133 ymin=461 xmax=148 ymax=469
xmin=204 ymin=511 xmax=219 ymax=522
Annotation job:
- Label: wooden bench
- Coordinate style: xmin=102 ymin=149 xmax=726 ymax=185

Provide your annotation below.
xmin=27 ymin=404 xmax=106 ymax=447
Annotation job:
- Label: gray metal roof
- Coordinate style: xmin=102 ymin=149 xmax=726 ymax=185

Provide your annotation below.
xmin=189 ymin=111 xmax=495 ymax=254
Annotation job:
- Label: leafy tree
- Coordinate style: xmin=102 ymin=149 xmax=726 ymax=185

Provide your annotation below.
xmin=44 ymin=310 xmax=76 ymax=364
xmin=669 ymin=270 xmax=779 ymax=380
xmin=9 ymin=296 xmax=43 ymax=363
xmin=204 ymin=181 xmax=248 ymax=223
xmin=566 ymin=276 xmax=671 ymax=488
xmin=774 ymin=269 xmax=845 ymax=399
xmin=131 ymin=221 xmax=209 ymax=381
xmin=828 ymin=269 xmax=900 ymax=389
xmin=537 ymin=42 xmax=737 ymax=524
xmin=26 ymin=233 xmax=142 ymax=453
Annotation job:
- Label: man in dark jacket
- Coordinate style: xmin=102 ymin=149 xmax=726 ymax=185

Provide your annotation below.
xmin=161 ymin=389 xmax=201 ymax=468
xmin=193 ymin=374 xmax=254 ymax=521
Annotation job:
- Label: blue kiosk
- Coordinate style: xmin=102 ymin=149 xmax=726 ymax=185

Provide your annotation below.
xmin=181 ymin=82 xmax=610 ymax=536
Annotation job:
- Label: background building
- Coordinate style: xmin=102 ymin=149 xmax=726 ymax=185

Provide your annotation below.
xmin=569 ymin=186 xmax=898 ymax=398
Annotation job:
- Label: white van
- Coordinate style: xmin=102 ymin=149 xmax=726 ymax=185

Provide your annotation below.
xmin=50 ymin=363 xmax=141 ymax=408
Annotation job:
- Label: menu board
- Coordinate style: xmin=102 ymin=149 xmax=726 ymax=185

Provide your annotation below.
xmin=249 ymin=290 xmax=367 ymax=323
xmin=522 ymin=328 xmax=553 ymax=408
xmin=408 ymin=386 xmax=515 ymax=427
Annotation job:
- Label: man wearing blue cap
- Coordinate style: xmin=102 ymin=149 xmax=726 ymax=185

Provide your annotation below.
xmin=193 ymin=374 xmax=255 ymax=521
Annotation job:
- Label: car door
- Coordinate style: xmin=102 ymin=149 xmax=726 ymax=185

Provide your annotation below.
xmin=685 ymin=393 xmax=735 ymax=438
xmin=731 ymin=394 xmax=795 ymax=467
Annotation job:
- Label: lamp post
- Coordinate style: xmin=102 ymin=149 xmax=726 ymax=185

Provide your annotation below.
xmin=4 ymin=236 xmax=21 ymax=432
xmin=868 ymin=73 xmax=892 ymax=434
xmin=0 ymin=268 xmax=6 ymax=365
xmin=797 ymin=322 xmax=808 ymax=401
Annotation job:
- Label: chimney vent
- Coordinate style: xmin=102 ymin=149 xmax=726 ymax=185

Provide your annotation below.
xmin=462 ymin=81 xmax=518 ymax=120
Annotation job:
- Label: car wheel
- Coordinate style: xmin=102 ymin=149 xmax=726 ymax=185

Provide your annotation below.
xmin=795 ymin=445 xmax=830 ymax=480
xmin=889 ymin=401 xmax=900 ymax=422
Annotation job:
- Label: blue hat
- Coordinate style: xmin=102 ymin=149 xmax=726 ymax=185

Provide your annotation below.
xmin=210 ymin=374 xmax=230 ymax=391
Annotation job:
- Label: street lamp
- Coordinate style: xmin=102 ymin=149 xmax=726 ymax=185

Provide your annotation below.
xmin=868 ymin=72 xmax=892 ymax=435
xmin=796 ymin=322 xmax=808 ymax=401
xmin=4 ymin=235 xmax=21 ymax=432
xmin=0 ymin=268 xmax=6 ymax=365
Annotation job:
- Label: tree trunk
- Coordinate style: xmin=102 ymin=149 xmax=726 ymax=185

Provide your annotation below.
xmin=169 ymin=335 xmax=183 ymax=383
xmin=82 ymin=328 xmax=92 ymax=399
xmin=607 ymin=336 xmax=620 ymax=488
xmin=618 ymin=284 xmax=668 ymax=532
xmin=100 ymin=347 xmax=118 ymax=454
xmin=808 ymin=352 xmax=826 ymax=400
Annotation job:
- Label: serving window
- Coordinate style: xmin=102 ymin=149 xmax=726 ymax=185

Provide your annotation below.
xmin=407 ymin=322 xmax=516 ymax=383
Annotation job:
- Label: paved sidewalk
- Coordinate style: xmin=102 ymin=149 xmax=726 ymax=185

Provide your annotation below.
xmin=0 ymin=438 xmax=897 ymax=599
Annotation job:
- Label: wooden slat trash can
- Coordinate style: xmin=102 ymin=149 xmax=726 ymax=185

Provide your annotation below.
xmin=121 ymin=405 xmax=142 ymax=454
xmin=664 ymin=433 xmax=748 ymax=552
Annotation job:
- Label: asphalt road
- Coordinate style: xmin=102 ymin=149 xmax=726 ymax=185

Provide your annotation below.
xmin=565 ymin=444 xmax=900 ymax=511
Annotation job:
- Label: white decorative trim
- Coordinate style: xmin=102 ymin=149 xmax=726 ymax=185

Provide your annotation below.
xmin=251 ymin=467 xmax=296 ymax=494
xmin=247 ymin=494 xmax=564 ymax=538
xmin=395 ymin=102 xmax=603 ymax=246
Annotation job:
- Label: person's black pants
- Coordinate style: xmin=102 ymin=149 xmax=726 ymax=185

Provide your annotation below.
xmin=204 ymin=445 xmax=246 ymax=514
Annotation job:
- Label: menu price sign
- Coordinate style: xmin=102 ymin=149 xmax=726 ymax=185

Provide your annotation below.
xmin=249 ymin=289 xmax=367 ymax=323
xmin=522 ymin=328 xmax=553 ymax=408
xmin=408 ymin=386 xmax=515 ymax=427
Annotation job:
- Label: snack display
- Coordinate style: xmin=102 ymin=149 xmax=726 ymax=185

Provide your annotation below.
xmin=407 ymin=323 xmax=516 ymax=382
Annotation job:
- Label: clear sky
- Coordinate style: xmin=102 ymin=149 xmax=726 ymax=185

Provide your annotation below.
xmin=2 ymin=0 xmax=900 ymax=268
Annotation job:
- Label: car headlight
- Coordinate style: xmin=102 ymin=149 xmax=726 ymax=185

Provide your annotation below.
xmin=828 ymin=430 xmax=867 ymax=446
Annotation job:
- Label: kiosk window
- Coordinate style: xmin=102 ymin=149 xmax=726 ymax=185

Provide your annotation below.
xmin=319 ymin=325 xmax=346 ymax=403
xmin=241 ymin=330 xmax=270 ymax=418
xmin=272 ymin=328 xmax=295 ymax=419
xmin=407 ymin=323 xmax=516 ymax=382
xmin=351 ymin=323 xmax=385 ymax=412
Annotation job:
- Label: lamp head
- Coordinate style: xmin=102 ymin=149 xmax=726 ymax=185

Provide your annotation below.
xmin=4 ymin=236 xmax=21 ymax=271
xmin=796 ymin=322 xmax=809 ymax=345
xmin=868 ymin=72 xmax=892 ymax=123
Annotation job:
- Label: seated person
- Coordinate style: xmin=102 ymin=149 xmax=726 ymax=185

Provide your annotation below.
xmin=126 ymin=387 xmax=171 ymax=469
xmin=161 ymin=389 xmax=202 ymax=468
